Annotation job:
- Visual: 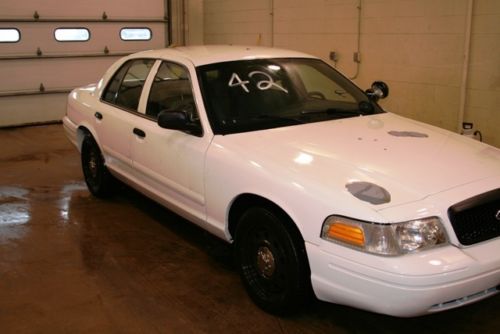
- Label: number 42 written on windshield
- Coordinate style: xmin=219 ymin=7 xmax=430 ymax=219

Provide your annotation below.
xmin=228 ymin=71 xmax=289 ymax=94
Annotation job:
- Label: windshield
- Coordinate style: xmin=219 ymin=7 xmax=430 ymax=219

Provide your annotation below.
xmin=197 ymin=58 xmax=384 ymax=135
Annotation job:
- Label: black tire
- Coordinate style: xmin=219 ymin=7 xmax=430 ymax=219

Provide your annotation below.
xmin=235 ymin=207 xmax=311 ymax=315
xmin=81 ymin=134 xmax=114 ymax=198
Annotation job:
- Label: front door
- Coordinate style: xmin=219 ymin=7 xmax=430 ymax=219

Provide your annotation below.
xmin=130 ymin=61 xmax=210 ymax=223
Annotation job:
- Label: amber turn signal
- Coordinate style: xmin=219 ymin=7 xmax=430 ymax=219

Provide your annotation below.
xmin=326 ymin=222 xmax=365 ymax=247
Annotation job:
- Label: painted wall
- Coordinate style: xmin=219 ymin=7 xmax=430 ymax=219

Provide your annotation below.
xmin=204 ymin=0 xmax=500 ymax=148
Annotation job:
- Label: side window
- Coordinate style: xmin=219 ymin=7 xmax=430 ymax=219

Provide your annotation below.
xmin=296 ymin=64 xmax=356 ymax=103
xmin=102 ymin=62 xmax=130 ymax=104
xmin=146 ymin=62 xmax=198 ymax=123
xmin=102 ymin=59 xmax=154 ymax=111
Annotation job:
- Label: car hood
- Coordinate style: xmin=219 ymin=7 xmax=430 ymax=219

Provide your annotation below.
xmin=215 ymin=112 xmax=500 ymax=210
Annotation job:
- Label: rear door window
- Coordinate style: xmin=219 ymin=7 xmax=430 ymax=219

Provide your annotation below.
xmin=102 ymin=59 xmax=155 ymax=111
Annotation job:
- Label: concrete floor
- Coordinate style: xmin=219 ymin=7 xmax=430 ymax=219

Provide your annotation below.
xmin=0 ymin=124 xmax=499 ymax=334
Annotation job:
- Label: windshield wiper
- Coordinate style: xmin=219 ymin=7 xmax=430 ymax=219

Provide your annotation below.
xmin=255 ymin=114 xmax=304 ymax=125
xmin=301 ymin=108 xmax=362 ymax=117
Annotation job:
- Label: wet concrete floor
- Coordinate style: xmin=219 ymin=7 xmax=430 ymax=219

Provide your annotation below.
xmin=0 ymin=124 xmax=499 ymax=333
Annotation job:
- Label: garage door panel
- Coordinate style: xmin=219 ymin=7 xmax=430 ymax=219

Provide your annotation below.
xmin=0 ymin=23 xmax=165 ymax=55
xmin=89 ymin=24 xmax=166 ymax=51
xmin=0 ymin=58 xmax=118 ymax=92
xmin=0 ymin=95 xmax=66 ymax=127
xmin=0 ymin=0 xmax=168 ymax=127
xmin=0 ymin=0 xmax=164 ymax=18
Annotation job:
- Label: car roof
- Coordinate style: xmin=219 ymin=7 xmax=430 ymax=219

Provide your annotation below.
xmin=131 ymin=45 xmax=318 ymax=66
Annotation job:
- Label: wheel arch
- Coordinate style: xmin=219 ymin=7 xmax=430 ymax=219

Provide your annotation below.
xmin=230 ymin=193 xmax=313 ymax=313
xmin=76 ymin=125 xmax=99 ymax=151
xmin=228 ymin=193 xmax=305 ymax=244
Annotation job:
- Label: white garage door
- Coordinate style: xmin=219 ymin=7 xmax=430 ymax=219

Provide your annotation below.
xmin=0 ymin=0 xmax=171 ymax=127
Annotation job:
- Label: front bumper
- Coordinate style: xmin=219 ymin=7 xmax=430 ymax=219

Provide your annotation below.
xmin=307 ymin=238 xmax=500 ymax=317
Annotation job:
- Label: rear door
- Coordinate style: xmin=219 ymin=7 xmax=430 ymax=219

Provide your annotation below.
xmin=97 ymin=58 xmax=155 ymax=177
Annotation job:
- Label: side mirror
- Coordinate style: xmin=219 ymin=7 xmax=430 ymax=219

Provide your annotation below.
xmin=366 ymin=81 xmax=389 ymax=102
xmin=157 ymin=109 xmax=202 ymax=136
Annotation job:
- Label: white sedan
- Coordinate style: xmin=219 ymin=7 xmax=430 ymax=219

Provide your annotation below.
xmin=63 ymin=45 xmax=500 ymax=317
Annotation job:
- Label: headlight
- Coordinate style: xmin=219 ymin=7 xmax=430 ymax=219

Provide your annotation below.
xmin=321 ymin=216 xmax=448 ymax=256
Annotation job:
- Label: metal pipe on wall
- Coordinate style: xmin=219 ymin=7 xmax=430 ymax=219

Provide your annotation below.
xmin=270 ymin=0 xmax=274 ymax=47
xmin=349 ymin=0 xmax=362 ymax=80
xmin=166 ymin=0 xmax=185 ymax=46
xmin=457 ymin=0 xmax=474 ymax=133
xmin=182 ymin=0 xmax=188 ymax=45
xmin=166 ymin=0 xmax=173 ymax=46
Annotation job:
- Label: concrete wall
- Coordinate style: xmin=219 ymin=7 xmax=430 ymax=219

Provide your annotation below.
xmin=203 ymin=0 xmax=500 ymax=148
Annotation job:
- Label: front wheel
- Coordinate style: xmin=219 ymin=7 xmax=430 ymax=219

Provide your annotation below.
xmin=235 ymin=207 xmax=311 ymax=315
xmin=81 ymin=134 xmax=114 ymax=198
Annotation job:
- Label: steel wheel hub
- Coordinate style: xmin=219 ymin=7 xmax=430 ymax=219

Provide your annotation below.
xmin=88 ymin=152 xmax=98 ymax=177
xmin=256 ymin=246 xmax=276 ymax=278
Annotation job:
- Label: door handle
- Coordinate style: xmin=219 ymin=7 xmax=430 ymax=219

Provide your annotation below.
xmin=133 ymin=128 xmax=146 ymax=138
xmin=94 ymin=112 xmax=103 ymax=120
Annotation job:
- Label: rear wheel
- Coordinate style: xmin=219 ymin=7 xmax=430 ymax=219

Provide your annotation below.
xmin=81 ymin=134 xmax=114 ymax=197
xmin=235 ymin=207 xmax=311 ymax=315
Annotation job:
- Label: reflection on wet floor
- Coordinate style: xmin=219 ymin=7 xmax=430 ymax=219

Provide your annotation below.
xmin=0 ymin=182 xmax=89 ymax=243
xmin=0 ymin=186 xmax=30 ymax=225
xmin=0 ymin=125 xmax=499 ymax=333
xmin=0 ymin=186 xmax=30 ymax=243
xmin=59 ymin=182 xmax=88 ymax=223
